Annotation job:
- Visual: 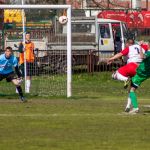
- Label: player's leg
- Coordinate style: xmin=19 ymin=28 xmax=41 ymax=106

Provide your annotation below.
xmin=6 ymin=72 xmax=26 ymax=102
xmin=112 ymin=70 xmax=128 ymax=81
xmin=125 ymin=83 xmax=134 ymax=112
xmin=26 ymin=76 xmax=31 ymax=93
xmin=124 ymin=78 xmax=131 ymax=89
xmin=112 ymin=69 xmax=130 ymax=89
xmin=112 ymin=68 xmax=131 ymax=111
xmin=20 ymin=63 xmax=24 ymax=77
xmin=125 ymin=93 xmax=132 ymax=112
xmin=121 ymin=63 xmax=139 ymax=111
xmin=129 ymin=86 xmax=139 ymax=113
xmin=128 ymin=74 xmax=146 ymax=114
xmin=112 ymin=69 xmax=131 ymax=112
xmin=118 ymin=63 xmax=138 ymax=89
xmin=12 ymin=79 xmax=26 ymax=102
xmin=25 ymin=62 xmax=33 ymax=93
xmin=16 ymin=63 xmax=24 ymax=93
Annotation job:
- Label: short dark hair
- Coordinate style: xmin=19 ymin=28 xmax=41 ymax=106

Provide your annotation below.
xmin=127 ymin=38 xmax=134 ymax=45
xmin=5 ymin=46 xmax=13 ymax=51
xmin=26 ymin=32 xmax=30 ymax=35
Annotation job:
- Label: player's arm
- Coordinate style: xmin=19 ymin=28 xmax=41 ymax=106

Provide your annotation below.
xmin=107 ymin=52 xmax=123 ymax=64
xmin=107 ymin=47 xmax=129 ymax=64
xmin=31 ymin=42 xmax=35 ymax=54
xmin=13 ymin=57 xmax=22 ymax=78
xmin=15 ymin=65 xmax=22 ymax=78
xmin=138 ymin=40 xmax=149 ymax=52
xmin=18 ymin=42 xmax=24 ymax=53
xmin=141 ymin=41 xmax=150 ymax=59
xmin=109 ymin=52 xmax=123 ymax=60
xmin=14 ymin=65 xmax=23 ymax=86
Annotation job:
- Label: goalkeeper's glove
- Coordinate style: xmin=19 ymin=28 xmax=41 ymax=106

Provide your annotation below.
xmin=18 ymin=42 xmax=24 ymax=53
xmin=17 ymin=77 xmax=23 ymax=86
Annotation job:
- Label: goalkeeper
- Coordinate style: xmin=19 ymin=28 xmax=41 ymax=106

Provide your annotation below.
xmin=129 ymin=40 xmax=150 ymax=114
xmin=0 ymin=46 xmax=26 ymax=102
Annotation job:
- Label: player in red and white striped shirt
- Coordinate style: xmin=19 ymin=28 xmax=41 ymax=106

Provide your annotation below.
xmin=107 ymin=39 xmax=148 ymax=112
xmin=108 ymin=39 xmax=147 ymax=82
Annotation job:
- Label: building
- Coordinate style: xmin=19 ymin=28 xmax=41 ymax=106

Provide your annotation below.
xmin=82 ymin=0 xmax=149 ymax=10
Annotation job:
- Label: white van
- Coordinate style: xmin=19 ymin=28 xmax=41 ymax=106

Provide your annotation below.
xmin=61 ymin=17 xmax=128 ymax=54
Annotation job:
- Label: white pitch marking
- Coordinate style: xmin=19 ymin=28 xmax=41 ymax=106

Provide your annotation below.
xmin=0 ymin=113 xmax=106 ymax=117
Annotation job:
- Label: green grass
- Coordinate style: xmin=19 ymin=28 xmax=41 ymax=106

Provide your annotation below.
xmin=0 ymin=72 xmax=150 ymax=150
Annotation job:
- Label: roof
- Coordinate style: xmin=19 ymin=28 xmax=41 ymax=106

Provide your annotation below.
xmin=71 ymin=17 xmax=125 ymax=24
xmin=97 ymin=18 xmax=124 ymax=23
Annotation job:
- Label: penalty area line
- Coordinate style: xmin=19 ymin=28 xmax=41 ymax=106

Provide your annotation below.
xmin=0 ymin=113 xmax=112 ymax=117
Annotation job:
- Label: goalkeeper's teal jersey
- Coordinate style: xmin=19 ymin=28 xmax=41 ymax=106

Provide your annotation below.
xmin=136 ymin=50 xmax=150 ymax=77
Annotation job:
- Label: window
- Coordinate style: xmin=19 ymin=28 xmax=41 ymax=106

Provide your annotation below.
xmin=72 ymin=23 xmax=93 ymax=33
xmin=122 ymin=23 xmax=128 ymax=38
xmin=99 ymin=24 xmax=110 ymax=38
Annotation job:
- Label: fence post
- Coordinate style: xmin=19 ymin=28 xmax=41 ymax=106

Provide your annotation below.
xmin=87 ymin=50 xmax=90 ymax=73
xmin=87 ymin=50 xmax=94 ymax=74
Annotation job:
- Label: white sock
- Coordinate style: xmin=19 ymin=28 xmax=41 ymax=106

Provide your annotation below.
xmin=26 ymin=80 xmax=31 ymax=93
xmin=16 ymin=88 xmax=18 ymax=93
xmin=113 ymin=71 xmax=128 ymax=81
xmin=126 ymin=95 xmax=131 ymax=108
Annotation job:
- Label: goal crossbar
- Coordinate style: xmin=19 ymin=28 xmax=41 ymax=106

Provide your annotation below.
xmin=0 ymin=5 xmax=71 ymax=9
xmin=0 ymin=5 xmax=72 ymax=98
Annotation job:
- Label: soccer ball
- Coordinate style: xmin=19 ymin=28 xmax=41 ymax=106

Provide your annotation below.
xmin=59 ymin=16 xmax=68 ymax=25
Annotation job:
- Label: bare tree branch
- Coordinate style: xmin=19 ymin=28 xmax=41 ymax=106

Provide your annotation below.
xmin=92 ymin=0 xmax=129 ymax=9
xmin=91 ymin=0 xmax=107 ymax=8
xmin=109 ymin=0 xmax=129 ymax=8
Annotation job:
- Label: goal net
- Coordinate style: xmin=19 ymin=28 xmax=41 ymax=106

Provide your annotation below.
xmin=0 ymin=5 xmax=72 ymax=98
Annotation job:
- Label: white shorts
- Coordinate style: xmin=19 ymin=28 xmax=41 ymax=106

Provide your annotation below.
xmin=112 ymin=71 xmax=128 ymax=82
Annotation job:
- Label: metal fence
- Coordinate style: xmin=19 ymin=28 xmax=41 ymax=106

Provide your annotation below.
xmin=1 ymin=29 xmax=126 ymax=75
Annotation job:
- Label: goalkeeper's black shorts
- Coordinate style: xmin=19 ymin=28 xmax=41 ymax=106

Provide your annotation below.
xmin=0 ymin=72 xmax=16 ymax=82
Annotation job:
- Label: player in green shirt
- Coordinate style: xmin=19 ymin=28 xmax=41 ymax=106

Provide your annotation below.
xmin=129 ymin=41 xmax=150 ymax=114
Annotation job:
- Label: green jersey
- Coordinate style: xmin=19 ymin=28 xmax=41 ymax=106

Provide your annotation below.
xmin=136 ymin=50 xmax=150 ymax=77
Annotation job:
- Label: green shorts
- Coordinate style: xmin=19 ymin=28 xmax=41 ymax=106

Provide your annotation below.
xmin=132 ymin=74 xmax=147 ymax=88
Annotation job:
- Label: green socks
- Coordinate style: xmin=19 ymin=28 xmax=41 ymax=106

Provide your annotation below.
xmin=129 ymin=91 xmax=138 ymax=108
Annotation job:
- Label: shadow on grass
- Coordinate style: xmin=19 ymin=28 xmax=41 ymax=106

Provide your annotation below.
xmin=0 ymin=93 xmax=18 ymax=99
xmin=143 ymin=110 xmax=150 ymax=114
xmin=0 ymin=93 xmax=39 ymax=100
xmin=0 ymin=92 xmax=110 ymax=101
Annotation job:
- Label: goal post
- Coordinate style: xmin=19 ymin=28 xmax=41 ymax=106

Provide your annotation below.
xmin=0 ymin=5 xmax=72 ymax=98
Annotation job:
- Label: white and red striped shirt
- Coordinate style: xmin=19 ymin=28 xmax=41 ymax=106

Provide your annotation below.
xmin=121 ymin=44 xmax=146 ymax=64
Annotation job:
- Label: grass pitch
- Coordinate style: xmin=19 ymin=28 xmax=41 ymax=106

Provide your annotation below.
xmin=0 ymin=72 xmax=150 ymax=150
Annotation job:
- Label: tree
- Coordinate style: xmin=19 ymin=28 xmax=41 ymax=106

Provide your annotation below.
xmin=26 ymin=0 xmax=65 ymax=4
xmin=92 ymin=0 xmax=130 ymax=9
